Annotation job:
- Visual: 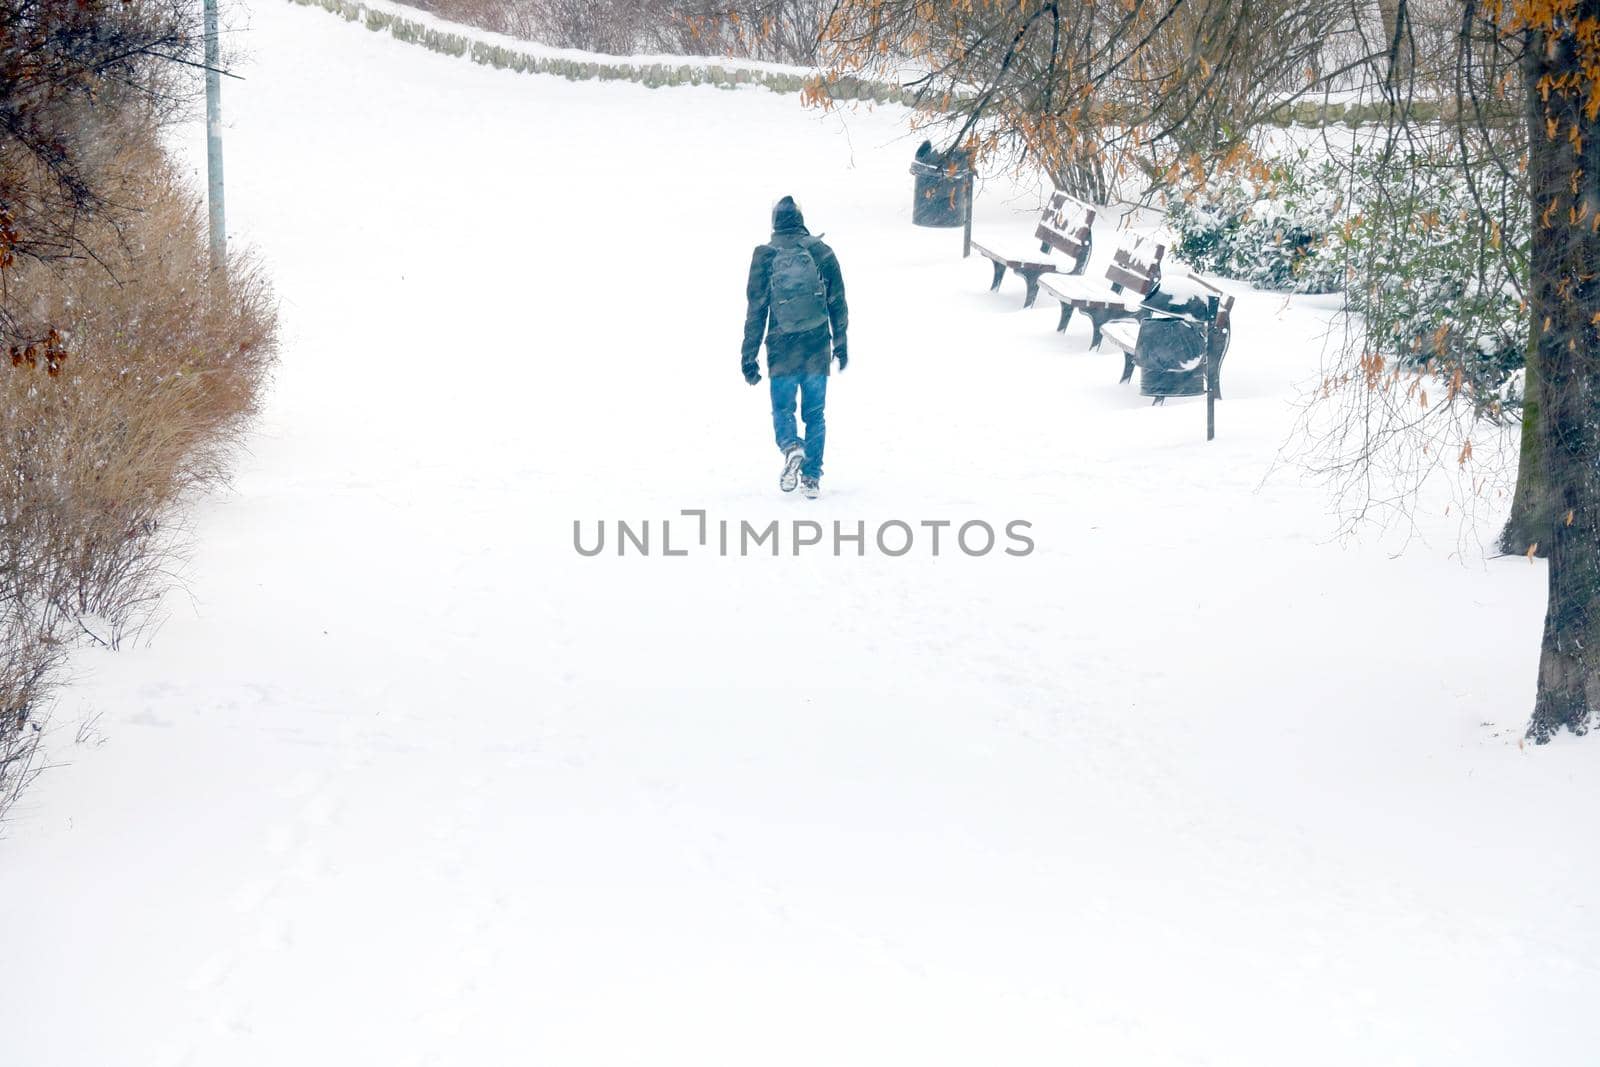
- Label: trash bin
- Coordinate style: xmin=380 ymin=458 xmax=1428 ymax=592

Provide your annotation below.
xmin=1133 ymin=278 xmax=1226 ymax=398
xmin=909 ymin=140 xmax=971 ymax=228
xmin=1133 ymin=316 xmax=1209 ymax=397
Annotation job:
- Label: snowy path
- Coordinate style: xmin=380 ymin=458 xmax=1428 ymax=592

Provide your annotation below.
xmin=3 ymin=3 xmax=1597 ymax=1065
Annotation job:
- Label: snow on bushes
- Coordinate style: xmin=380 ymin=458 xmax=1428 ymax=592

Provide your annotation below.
xmin=1164 ymin=141 xmax=1527 ymax=407
xmin=1339 ymin=144 xmax=1527 ymax=409
xmin=1165 ymin=147 xmax=1345 ymax=295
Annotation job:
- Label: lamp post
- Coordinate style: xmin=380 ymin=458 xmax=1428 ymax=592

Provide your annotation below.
xmin=204 ymin=0 xmax=226 ymax=271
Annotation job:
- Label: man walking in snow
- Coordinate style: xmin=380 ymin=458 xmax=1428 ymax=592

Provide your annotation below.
xmin=741 ymin=196 xmax=848 ymax=499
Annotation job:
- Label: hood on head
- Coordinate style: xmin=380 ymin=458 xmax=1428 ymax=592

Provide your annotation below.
xmin=772 ymin=196 xmax=809 ymax=235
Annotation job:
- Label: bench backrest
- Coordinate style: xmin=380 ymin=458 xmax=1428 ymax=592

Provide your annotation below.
xmin=1105 ymin=233 xmax=1165 ymax=296
xmin=1035 ymin=190 xmax=1096 ymax=265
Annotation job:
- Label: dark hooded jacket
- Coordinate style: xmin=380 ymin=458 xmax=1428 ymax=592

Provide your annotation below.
xmin=741 ymin=197 xmax=848 ymax=378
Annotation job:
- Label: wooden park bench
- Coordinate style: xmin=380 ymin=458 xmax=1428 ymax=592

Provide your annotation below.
xmin=1038 ymin=232 xmax=1166 ymax=348
xmin=969 ymin=190 xmax=1096 ymax=308
xmin=1101 ymin=272 xmax=1235 ymax=400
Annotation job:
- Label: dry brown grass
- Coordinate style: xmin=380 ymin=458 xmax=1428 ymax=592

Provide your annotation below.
xmin=0 ymin=133 xmax=277 ymax=815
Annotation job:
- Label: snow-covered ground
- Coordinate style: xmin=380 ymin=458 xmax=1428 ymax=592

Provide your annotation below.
xmin=2 ymin=3 xmax=1597 ymax=1064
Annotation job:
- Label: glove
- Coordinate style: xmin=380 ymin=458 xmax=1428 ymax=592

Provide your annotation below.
xmin=742 ymin=363 xmax=761 ymax=386
xmin=834 ymin=346 xmax=848 ymax=372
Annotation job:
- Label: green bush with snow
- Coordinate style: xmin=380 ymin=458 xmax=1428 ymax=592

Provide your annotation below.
xmin=1164 ymin=142 xmax=1527 ymax=406
xmin=1165 ymin=149 xmax=1345 ymax=295
xmin=1338 ymin=144 xmax=1527 ymax=407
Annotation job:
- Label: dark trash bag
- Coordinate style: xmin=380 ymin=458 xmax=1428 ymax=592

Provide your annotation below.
xmin=1141 ymin=286 xmax=1212 ymax=322
xmin=1134 ymin=316 xmax=1208 ymax=398
xmin=909 ymin=140 xmax=971 ymax=228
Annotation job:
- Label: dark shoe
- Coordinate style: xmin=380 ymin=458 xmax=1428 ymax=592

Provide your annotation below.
xmin=779 ymin=445 xmax=805 ymax=493
xmin=800 ymin=476 xmax=820 ymax=500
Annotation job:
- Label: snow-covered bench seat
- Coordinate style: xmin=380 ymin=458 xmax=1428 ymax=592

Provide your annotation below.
xmin=969 ymin=189 xmax=1095 ymax=308
xmin=1039 ymin=233 xmax=1166 ymax=348
xmin=1103 ymin=272 xmax=1236 ymax=399
xmin=1099 ymin=318 xmax=1143 ymax=360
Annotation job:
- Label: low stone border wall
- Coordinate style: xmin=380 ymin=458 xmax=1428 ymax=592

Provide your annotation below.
xmin=287 ymin=0 xmax=916 ymax=104
xmin=289 ymin=0 xmax=1477 ymax=128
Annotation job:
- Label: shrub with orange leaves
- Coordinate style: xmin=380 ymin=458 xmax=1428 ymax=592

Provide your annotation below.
xmin=0 ymin=133 xmax=278 ymax=817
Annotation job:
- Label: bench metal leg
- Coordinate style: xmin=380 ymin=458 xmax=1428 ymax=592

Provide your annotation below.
xmin=1087 ymin=309 xmax=1133 ymax=350
xmin=1021 ymin=270 xmax=1042 ymax=308
xmin=988 ymin=260 xmax=1006 ymax=292
xmin=1056 ymin=302 xmax=1074 ymax=333
xmin=1152 ymin=396 xmax=1166 ymax=407
xmin=1120 ymin=354 xmax=1135 ymax=384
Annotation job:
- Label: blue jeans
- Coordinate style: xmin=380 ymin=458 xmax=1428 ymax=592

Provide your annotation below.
xmin=770 ymin=374 xmax=827 ymax=480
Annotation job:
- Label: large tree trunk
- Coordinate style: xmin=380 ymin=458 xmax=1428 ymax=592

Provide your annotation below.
xmin=1497 ymin=309 xmax=1555 ymax=557
xmin=1524 ymin=14 xmax=1600 ymax=742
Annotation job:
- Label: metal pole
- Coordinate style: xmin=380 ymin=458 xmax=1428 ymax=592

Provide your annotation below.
xmin=204 ymin=0 xmax=226 ymax=271
xmin=1204 ymin=294 xmax=1219 ymax=442
xmin=961 ymin=171 xmax=974 ymax=258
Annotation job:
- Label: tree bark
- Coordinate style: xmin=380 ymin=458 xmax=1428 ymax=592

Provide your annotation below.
xmin=1524 ymin=14 xmax=1600 ymax=742
xmin=1498 ymin=308 xmax=1555 ymax=557
xmin=1376 ymin=0 xmax=1413 ymax=87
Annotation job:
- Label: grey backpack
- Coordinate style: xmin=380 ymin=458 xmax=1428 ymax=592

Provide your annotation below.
xmin=768 ymin=239 xmax=828 ymax=335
